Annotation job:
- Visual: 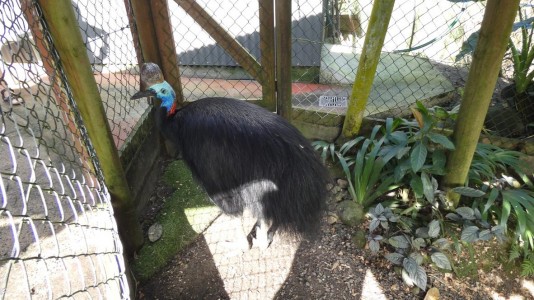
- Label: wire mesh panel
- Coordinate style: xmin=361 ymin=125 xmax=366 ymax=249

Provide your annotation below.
xmin=72 ymin=0 xmax=147 ymax=152
xmin=168 ymin=0 xmax=264 ymax=101
xmin=1 ymin=1 xmax=129 ymax=298
xmin=163 ymin=0 xmax=533 ymax=142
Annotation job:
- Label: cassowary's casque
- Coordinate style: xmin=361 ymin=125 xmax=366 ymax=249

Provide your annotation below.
xmin=132 ymin=63 xmax=329 ymax=247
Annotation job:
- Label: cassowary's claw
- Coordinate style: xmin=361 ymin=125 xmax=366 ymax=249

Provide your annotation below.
xmin=246 ymin=221 xmax=260 ymax=249
xmin=266 ymin=224 xmax=278 ymax=248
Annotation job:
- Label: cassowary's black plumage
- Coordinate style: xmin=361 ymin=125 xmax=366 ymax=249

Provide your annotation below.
xmin=132 ymin=63 xmax=329 ymax=246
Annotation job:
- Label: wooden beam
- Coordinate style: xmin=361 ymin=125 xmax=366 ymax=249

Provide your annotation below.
xmin=20 ymin=0 xmax=88 ymax=160
xmin=173 ymin=0 xmax=263 ymax=83
xmin=150 ymin=0 xmax=184 ymax=105
xmin=259 ymin=0 xmax=276 ymax=111
xmin=130 ymin=0 xmax=161 ymax=89
xmin=275 ymin=0 xmax=292 ymax=119
xmin=38 ymin=0 xmax=144 ymax=256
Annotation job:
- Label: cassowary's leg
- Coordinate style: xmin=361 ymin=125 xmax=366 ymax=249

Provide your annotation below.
xmin=246 ymin=220 xmax=278 ymax=249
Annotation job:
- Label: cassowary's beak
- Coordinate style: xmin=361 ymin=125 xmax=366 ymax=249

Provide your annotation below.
xmin=131 ymin=90 xmax=156 ymax=100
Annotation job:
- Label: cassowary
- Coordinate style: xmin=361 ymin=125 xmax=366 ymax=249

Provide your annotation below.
xmin=131 ymin=63 xmax=329 ymax=247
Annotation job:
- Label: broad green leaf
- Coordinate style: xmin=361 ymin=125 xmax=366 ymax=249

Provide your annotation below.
xmin=369 ymin=240 xmax=380 ymax=253
xmin=389 ymin=235 xmax=410 ymax=249
xmin=491 ymin=225 xmax=505 ymax=236
xmin=432 ymin=149 xmax=446 ymax=171
xmin=456 ymin=207 xmax=476 ymax=220
xmin=483 ymin=188 xmax=500 ymax=213
xmin=389 ymin=131 xmax=408 ymax=145
xmin=385 ymin=253 xmax=404 ymax=265
xmin=461 ymin=226 xmax=479 ymax=242
xmin=478 ymin=229 xmax=493 ymax=241
xmin=428 ymin=132 xmax=455 ymax=150
xmin=415 ymin=227 xmax=430 ymax=239
xmin=412 ymin=238 xmax=426 ymax=249
xmin=369 ymin=219 xmax=380 ymax=232
xmin=421 ymin=172 xmax=435 ymax=204
xmin=431 ymin=252 xmax=452 ymax=270
xmin=403 ymin=257 xmax=419 ymax=275
xmin=410 ymin=176 xmax=423 ymax=198
xmin=401 ymin=269 xmax=414 ymax=287
xmin=432 ymin=238 xmax=450 ymax=250
xmin=452 ymin=187 xmax=486 ymax=198
xmin=410 ymin=252 xmax=424 ymax=265
xmin=410 ymin=142 xmax=427 ymax=172
xmin=374 ymin=203 xmax=385 ymax=215
xmin=428 ymin=220 xmax=440 ymax=238
xmin=396 ymin=146 xmax=411 ymax=159
xmin=446 ymin=213 xmax=461 ymax=222
xmin=404 ymin=257 xmax=427 ymax=291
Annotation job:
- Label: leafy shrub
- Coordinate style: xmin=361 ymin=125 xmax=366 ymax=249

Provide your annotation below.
xmin=313 ymin=102 xmax=534 ymax=289
xmin=368 ymin=203 xmax=452 ymax=290
xmin=313 ymin=124 xmax=399 ymax=208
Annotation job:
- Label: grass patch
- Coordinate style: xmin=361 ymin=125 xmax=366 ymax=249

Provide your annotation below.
xmin=132 ymin=160 xmax=217 ymax=282
xmin=451 ymin=240 xmax=519 ymax=280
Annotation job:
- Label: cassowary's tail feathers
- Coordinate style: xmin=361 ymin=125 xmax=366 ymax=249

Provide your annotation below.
xmin=261 ymin=143 xmax=330 ymax=239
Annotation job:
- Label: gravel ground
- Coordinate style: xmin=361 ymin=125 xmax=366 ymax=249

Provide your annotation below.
xmin=136 ymin=160 xmax=534 ymax=300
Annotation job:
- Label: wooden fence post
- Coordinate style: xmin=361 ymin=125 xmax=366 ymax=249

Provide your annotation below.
xmin=37 ymin=0 xmax=144 ymax=257
xmin=275 ymin=0 xmax=292 ymax=119
xmin=259 ymin=0 xmax=276 ymax=111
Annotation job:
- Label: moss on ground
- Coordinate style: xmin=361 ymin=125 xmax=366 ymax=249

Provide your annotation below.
xmin=132 ymin=160 xmax=217 ymax=282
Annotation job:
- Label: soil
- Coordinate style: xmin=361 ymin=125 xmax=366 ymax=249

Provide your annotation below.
xmin=135 ymin=160 xmax=533 ymax=300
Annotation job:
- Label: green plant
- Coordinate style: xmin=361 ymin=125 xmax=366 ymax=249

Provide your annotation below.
xmin=380 ymin=102 xmax=455 ymax=212
xmin=314 ymin=102 xmax=456 ymax=209
xmin=468 ymin=143 xmax=525 ymax=185
xmin=456 ymin=5 xmax=534 ymax=93
xmin=509 ymin=243 xmax=534 ymax=276
xmin=445 ymin=205 xmax=506 ymax=243
xmin=453 ymin=182 xmax=534 ymax=250
xmin=315 ymin=102 xmax=534 ymax=288
xmin=509 ymin=5 xmax=534 ymax=94
xmin=314 ymin=124 xmax=399 ymax=208
xmin=367 ymin=203 xmax=453 ymax=291
xmin=454 ymin=143 xmax=534 ymax=250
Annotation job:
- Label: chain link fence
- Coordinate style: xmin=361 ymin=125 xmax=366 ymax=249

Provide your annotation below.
xmin=167 ymin=0 xmax=533 ymax=143
xmin=1 ymin=0 xmax=132 ymax=298
xmin=1 ymin=0 xmax=533 ymax=298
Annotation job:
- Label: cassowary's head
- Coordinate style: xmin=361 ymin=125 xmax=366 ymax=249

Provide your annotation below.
xmin=131 ymin=63 xmax=177 ymax=116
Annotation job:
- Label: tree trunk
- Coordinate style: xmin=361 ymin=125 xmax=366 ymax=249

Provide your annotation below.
xmin=342 ymin=0 xmax=395 ymax=137
xmin=442 ymin=0 xmax=519 ymax=208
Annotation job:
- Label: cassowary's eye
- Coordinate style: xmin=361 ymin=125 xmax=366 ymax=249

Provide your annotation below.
xmin=161 ymin=88 xmax=167 ymax=94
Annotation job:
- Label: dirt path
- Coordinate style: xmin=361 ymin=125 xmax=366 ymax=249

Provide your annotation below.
xmin=136 ymin=173 xmax=533 ymax=300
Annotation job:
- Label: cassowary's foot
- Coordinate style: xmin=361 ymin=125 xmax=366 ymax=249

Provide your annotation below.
xmin=246 ymin=221 xmax=278 ymax=249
